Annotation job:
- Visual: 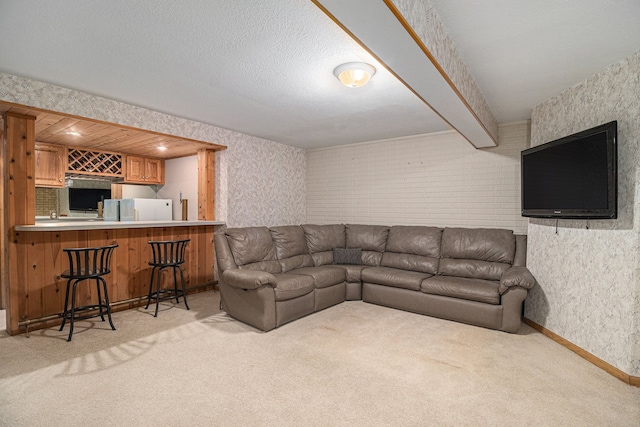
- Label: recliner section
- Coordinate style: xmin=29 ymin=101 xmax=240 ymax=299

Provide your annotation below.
xmin=214 ymin=224 xmax=536 ymax=333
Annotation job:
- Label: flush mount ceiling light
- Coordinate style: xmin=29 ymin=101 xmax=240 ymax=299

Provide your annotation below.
xmin=64 ymin=131 xmax=81 ymax=136
xmin=333 ymin=62 xmax=376 ymax=88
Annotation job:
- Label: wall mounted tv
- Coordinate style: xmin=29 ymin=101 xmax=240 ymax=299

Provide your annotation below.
xmin=521 ymin=121 xmax=617 ymax=219
xmin=68 ymin=188 xmax=111 ymax=211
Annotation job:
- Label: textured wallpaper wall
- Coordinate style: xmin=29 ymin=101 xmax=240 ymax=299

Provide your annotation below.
xmin=307 ymin=122 xmax=529 ymax=233
xmin=218 ymin=134 xmax=306 ymax=227
xmin=0 ymin=73 xmax=306 ymax=228
xmin=526 ymin=52 xmax=640 ymax=376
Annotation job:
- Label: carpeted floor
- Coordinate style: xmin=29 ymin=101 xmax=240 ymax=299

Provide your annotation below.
xmin=0 ymin=290 xmax=638 ymax=426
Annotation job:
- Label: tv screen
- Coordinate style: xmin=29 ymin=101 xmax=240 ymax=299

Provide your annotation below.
xmin=521 ymin=121 xmax=617 ymax=219
xmin=68 ymin=188 xmax=111 ymax=211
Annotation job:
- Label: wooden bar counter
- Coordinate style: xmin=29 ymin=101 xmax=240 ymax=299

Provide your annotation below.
xmin=8 ymin=220 xmax=224 ymax=335
xmin=2 ymin=111 xmax=226 ymax=336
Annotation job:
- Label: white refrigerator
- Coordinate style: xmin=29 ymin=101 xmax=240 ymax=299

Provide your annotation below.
xmin=119 ymin=198 xmax=173 ymax=221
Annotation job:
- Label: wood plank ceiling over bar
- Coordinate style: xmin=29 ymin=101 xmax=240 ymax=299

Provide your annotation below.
xmin=0 ymin=102 xmax=225 ymax=159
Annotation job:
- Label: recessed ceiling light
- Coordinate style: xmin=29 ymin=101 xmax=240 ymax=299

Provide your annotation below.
xmin=157 ymin=146 xmax=168 ymax=151
xmin=333 ymin=62 xmax=376 ymax=88
xmin=64 ymin=131 xmax=81 ymax=136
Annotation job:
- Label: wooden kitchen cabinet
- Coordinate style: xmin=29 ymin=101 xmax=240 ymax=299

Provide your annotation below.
xmin=144 ymin=158 xmax=163 ymax=183
xmin=35 ymin=142 xmax=66 ymax=187
xmin=124 ymin=155 xmax=164 ymax=184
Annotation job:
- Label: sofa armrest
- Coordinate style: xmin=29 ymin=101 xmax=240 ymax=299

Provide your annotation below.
xmin=222 ymin=269 xmax=277 ymax=290
xmin=499 ymin=266 xmax=536 ymax=294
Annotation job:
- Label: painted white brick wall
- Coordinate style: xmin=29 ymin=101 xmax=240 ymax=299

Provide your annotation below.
xmin=306 ymin=121 xmax=530 ymax=234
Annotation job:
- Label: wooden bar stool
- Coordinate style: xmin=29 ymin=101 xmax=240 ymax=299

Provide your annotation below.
xmin=59 ymin=243 xmax=118 ymax=341
xmin=145 ymin=239 xmax=191 ymax=317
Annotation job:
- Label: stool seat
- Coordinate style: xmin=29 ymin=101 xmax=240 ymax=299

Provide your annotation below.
xmin=59 ymin=243 xmax=118 ymax=341
xmin=61 ymin=267 xmax=105 ymax=278
xmin=145 ymin=239 xmax=190 ymax=317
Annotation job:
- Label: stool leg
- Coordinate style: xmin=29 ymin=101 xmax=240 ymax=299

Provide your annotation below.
xmin=154 ymin=267 xmax=163 ymax=318
xmin=145 ymin=266 xmax=157 ymax=310
xmin=96 ymin=278 xmax=105 ymax=322
xmin=172 ymin=266 xmax=180 ymax=304
xmin=68 ymin=279 xmax=79 ymax=342
xmin=59 ymin=279 xmax=72 ymax=331
xmin=178 ymin=266 xmax=190 ymax=311
xmin=99 ymin=277 xmax=116 ymax=331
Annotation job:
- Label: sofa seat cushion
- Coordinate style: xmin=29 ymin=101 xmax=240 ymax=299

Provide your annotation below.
xmin=362 ymin=267 xmax=432 ymax=291
xmin=290 ymin=266 xmax=345 ymax=289
xmin=324 ymin=264 xmax=366 ymax=282
xmin=421 ymin=276 xmax=500 ymax=305
xmin=273 ymin=273 xmax=315 ymax=301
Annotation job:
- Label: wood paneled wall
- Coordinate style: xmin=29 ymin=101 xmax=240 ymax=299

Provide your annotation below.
xmin=1 ymin=120 xmax=5 ymax=309
xmin=198 ymin=149 xmax=215 ymax=220
xmin=10 ymin=225 xmax=215 ymax=335
xmin=3 ymin=112 xmax=36 ymax=323
xmin=0 ymin=121 xmax=5 ymax=308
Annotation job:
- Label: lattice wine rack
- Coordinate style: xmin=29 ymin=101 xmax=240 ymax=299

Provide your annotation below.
xmin=67 ymin=147 xmax=123 ymax=177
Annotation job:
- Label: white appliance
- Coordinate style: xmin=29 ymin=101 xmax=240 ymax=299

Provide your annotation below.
xmin=119 ymin=198 xmax=173 ymax=221
xmin=103 ymin=199 xmax=120 ymax=221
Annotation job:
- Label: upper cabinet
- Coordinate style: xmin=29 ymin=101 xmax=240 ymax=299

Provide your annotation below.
xmin=124 ymin=155 xmax=164 ymax=185
xmin=34 ymin=143 xmax=164 ymax=186
xmin=35 ymin=142 xmax=66 ymax=188
xmin=144 ymin=158 xmax=164 ymax=184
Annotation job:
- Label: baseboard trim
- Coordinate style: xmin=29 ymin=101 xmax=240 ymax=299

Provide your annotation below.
xmin=523 ymin=318 xmax=639 ymax=387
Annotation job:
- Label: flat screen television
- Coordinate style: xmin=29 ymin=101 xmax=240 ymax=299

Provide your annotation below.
xmin=521 ymin=121 xmax=617 ymax=219
xmin=68 ymin=188 xmax=111 ymax=211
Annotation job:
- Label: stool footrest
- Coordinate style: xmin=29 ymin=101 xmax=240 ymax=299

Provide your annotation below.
xmin=62 ymin=304 xmax=110 ymax=322
xmin=147 ymin=288 xmax=185 ymax=302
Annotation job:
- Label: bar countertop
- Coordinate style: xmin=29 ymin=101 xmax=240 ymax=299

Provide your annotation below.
xmin=14 ymin=220 xmax=226 ymax=232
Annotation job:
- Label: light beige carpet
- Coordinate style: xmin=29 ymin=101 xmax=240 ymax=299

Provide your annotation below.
xmin=0 ymin=291 xmax=638 ymax=426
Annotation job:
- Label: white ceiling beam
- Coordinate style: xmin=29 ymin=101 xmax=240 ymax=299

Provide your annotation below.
xmin=313 ymin=0 xmax=498 ymax=148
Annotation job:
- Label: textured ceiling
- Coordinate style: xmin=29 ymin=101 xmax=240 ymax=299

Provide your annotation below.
xmin=0 ymin=1 xmax=638 ymax=149
xmin=0 ymin=0 xmax=447 ymax=149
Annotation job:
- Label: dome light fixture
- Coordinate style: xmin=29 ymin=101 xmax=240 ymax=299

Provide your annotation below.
xmin=333 ymin=62 xmax=376 ymax=88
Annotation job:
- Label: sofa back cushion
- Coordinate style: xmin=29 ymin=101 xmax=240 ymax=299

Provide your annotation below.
xmin=214 ymin=231 xmax=238 ymax=273
xmin=439 ymin=228 xmax=515 ymax=280
xmin=302 ymin=224 xmax=346 ymax=266
xmin=513 ymin=235 xmax=527 ymax=267
xmin=381 ymin=226 xmax=442 ymax=274
xmin=270 ymin=225 xmax=314 ymax=272
xmin=225 ymin=227 xmax=281 ymax=274
xmin=346 ymin=224 xmax=390 ymax=266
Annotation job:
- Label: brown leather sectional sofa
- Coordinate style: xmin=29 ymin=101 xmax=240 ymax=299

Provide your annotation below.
xmin=214 ymin=224 xmax=536 ymax=333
